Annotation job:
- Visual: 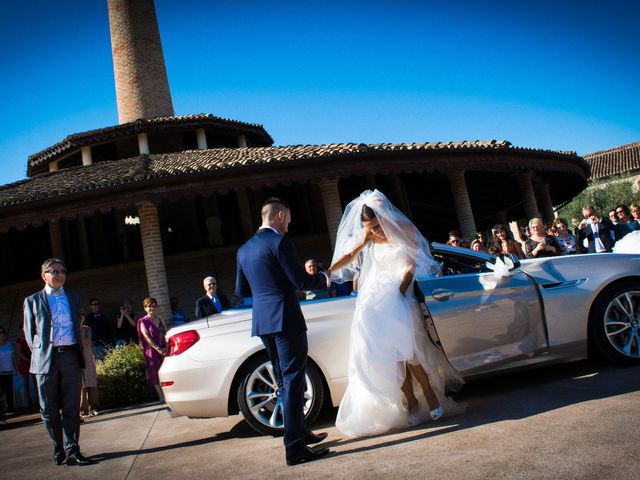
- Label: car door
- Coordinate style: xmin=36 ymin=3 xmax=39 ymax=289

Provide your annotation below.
xmin=416 ymin=248 xmax=548 ymax=375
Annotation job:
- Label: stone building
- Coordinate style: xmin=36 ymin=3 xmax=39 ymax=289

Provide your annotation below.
xmin=583 ymin=141 xmax=640 ymax=186
xmin=0 ymin=0 xmax=589 ymax=335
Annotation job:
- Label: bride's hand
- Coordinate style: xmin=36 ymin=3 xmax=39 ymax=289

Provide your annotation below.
xmin=363 ymin=229 xmax=374 ymax=243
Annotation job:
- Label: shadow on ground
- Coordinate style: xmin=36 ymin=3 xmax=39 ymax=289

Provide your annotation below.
xmin=310 ymin=359 xmax=640 ymax=458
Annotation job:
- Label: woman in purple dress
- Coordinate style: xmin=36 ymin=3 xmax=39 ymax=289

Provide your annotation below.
xmin=137 ymin=298 xmax=168 ymax=402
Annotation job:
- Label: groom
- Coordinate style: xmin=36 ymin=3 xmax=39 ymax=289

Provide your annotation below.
xmin=236 ymin=198 xmax=331 ymax=466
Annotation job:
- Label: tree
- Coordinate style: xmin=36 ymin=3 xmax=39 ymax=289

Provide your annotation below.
xmin=557 ymin=175 xmax=637 ymax=227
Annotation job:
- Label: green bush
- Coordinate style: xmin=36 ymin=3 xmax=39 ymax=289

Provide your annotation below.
xmin=558 ymin=175 xmax=638 ymax=228
xmin=96 ymin=343 xmax=155 ymax=408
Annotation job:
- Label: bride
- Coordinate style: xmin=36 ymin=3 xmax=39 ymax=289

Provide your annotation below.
xmin=329 ymin=190 xmax=463 ymax=436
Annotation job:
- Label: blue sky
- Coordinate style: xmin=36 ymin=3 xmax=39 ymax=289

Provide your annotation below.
xmin=1 ymin=0 xmax=638 ymax=186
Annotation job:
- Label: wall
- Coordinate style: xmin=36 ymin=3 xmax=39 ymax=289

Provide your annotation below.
xmin=1 ymin=233 xmax=332 ymax=337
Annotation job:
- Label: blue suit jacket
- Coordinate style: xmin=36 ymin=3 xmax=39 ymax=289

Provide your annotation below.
xmin=236 ymin=228 xmax=327 ymax=336
xmin=23 ymin=288 xmax=85 ymax=374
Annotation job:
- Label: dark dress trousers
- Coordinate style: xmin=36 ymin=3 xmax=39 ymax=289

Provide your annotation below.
xmin=577 ymin=218 xmax=617 ymax=253
xmin=236 ymin=228 xmax=327 ymax=457
xmin=23 ymin=289 xmax=85 ymax=457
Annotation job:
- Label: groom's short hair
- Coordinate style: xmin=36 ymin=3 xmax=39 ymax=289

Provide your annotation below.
xmin=261 ymin=197 xmax=290 ymax=220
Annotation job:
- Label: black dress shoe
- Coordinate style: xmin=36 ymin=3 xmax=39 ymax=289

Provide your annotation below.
xmin=286 ymin=445 xmax=330 ymax=466
xmin=304 ymin=431 xmax=328 ymax=444
xmin=54 ymin=452 xmax=65 ymax=465
xmin=66 ymin=452 xmax=94 ymax=466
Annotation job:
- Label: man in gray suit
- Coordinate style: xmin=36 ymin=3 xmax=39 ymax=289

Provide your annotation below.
xmin=23 ymin=258 xmax=93 ymax=466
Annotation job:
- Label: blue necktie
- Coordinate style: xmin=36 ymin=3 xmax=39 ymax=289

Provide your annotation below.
xmin=211 ymin=296 xmax=221 ymax=313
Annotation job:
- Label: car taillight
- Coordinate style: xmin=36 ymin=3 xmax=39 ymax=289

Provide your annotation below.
xmin=167 ymin=330 xmax=200 ymax=356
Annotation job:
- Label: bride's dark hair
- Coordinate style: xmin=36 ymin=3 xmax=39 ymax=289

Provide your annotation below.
xmin=361 ymin=204 xmax=376 ymax=221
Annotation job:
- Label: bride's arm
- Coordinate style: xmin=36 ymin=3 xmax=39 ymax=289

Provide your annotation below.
xmin=399 ymin=260 xmax=416 ymax=296
xmin=329 ymin=235 xmax=370 ymax=273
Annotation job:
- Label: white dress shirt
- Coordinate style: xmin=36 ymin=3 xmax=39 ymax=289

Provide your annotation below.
xmin=44 ymin=285 xmax=77 ymax=346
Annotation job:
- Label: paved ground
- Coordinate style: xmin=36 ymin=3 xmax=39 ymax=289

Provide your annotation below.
xmin=1 ymin=359 xmax=639 ymax=480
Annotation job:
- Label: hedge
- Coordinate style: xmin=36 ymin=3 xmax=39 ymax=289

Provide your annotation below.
xmin=96 ymin=343 xmax=156 ymax=408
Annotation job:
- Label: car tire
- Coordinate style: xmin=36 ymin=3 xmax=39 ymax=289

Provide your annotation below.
xmin=589 ymin=281 xmax=640 ymax=365
xmin=236 ymin=355 xmax=325 ymax=436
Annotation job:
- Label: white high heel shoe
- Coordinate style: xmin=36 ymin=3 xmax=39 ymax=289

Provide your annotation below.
xmin=408 ymin=405 xmax=422 ymax=426
xmin=430 ymin=405 xmax=443 ymax=421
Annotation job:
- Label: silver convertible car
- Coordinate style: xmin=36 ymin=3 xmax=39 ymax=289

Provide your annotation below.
xmin=159 ymin=244 xmax=640 ymax=435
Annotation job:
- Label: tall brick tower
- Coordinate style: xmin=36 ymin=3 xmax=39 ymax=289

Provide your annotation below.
xmin=108 ymin=0 xmax=174 ymax=123
xmin=107 ymin=0 xmax=173 ymax=320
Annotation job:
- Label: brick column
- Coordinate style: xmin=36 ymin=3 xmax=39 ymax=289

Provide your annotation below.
xmin=447 ymin=170 xmax=477 ymax=236
xmin=48 ymin=221 xmax=64 ymax=259
xmin=364 ymin=174 xmax=376 ymax=190
xmin=538 ymin=183 xmax=554 ymax=223
xmin=138 ymin=201 xmax=171 ymax=322
xmin=318 ymin=178 xmax=342 ymax=250
xmin=236 ymin=189 xmax=255 ymax=240
xmin=108 ymin=0 xmax=174 ymax=123
xmin=516 ymin=173 xmax=541 ymax=220
xmin=389 ymin=174 xmax=412 ymax=219
xmin=49 ymin=162 xmax=59 ymax=173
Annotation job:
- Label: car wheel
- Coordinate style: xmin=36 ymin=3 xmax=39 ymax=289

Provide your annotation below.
xmin=236 ymin=355 xmax=325 ymax=436
xmin=589 ymin=282 xmax=640 ymax=365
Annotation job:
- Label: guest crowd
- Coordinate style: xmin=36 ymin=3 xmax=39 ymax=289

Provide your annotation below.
xmin=447 ymin=203 xmax=640 ymax=258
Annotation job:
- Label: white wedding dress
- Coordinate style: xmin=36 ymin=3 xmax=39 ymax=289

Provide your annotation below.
xmin=335 ymin=242 xmax=463 ymax=436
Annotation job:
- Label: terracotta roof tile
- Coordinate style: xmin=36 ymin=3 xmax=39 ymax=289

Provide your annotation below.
xmin=583 ymin=141 xmax=640 ymax=180
xmin=1 ymin=141 xmax=583 ymax=210
xmin=27 ymin=114 xmax=274 ymax=170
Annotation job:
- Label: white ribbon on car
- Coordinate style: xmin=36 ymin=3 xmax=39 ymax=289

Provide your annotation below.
xmin=477 ymin=255 xmax=514 ymax=304
xmin=485 ymin=255 xmax=513 ymax=278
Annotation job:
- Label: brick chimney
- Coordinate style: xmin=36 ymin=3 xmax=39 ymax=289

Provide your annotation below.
xmin=108 ymin=0 xmax=175 ymax=123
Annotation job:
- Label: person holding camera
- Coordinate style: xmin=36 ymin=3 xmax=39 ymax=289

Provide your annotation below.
xmin=115 ymin=300 xmax=138 ymax=345
xmin=523 ymin=218 xmax=558 ymax=258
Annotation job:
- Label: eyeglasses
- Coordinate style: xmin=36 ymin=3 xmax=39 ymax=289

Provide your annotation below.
xmin=616 ymin=210 xmax=625 ymax=214
xmin=45 ymin=269 xmax=67 ymax=275
xmin=90 ymin=302 xmax=100 ymax=306
xmin=450 ymin=239 xmax=461 ymax=244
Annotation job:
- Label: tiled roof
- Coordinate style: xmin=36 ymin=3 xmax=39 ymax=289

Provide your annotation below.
xmin=0 ymin=141 xmax=586 ymax=213
xmin=583 ymin=141 xmax=640 ymax=180
xmin=27 ymin=114 xmax=274 ymax=170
